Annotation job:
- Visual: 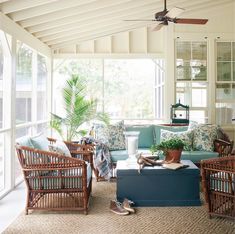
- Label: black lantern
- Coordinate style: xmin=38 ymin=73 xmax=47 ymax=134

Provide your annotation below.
xmin=171 ymin=100 xmax=189 ymax=124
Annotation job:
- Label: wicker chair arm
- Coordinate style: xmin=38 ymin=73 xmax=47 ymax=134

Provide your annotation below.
xmin=16 ymin=144 xmax=88 ymax=168
xmin=46 ymin=137 xmax=94 ymax=165
xmin=214 ymin=138 xmax=233 ymax=158
xmin=64 ymin=141 xmax=94 ymax=151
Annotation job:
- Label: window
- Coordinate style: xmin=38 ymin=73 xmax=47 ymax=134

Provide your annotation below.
xmin=14 ymin=42 xmax=49 ymax=186
xmin=216 ymin=41 xmax=235 ymax=124
xmin=53 ymin=59 xmax=164 ymax=121
xmin=175 ymin=40 xmax=208 ymax=123
xmin=16 ymin=42 xmax=32 ymax=124
xmin=53 ymin=59 xmax=103 ymax=115
xmin=0 ymin=133 xmax=5 ymax=192
xmin=155 ymin=59 xmax=165 ymax=119
xmin=104 ymin=59 xmax=155 ymax=119
xmin=15 ymin=127 xmax=32 ymax=183
xmin=0 ymin=40 xmax=3 ymax=129
xmin=0 ymin=32 xmax=49 ymax=198
xmin=37 ymin=54 xmax=47 ymax=120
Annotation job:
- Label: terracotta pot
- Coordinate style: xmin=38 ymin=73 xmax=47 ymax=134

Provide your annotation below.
xmin=164 ymin=149 xmax=183 ymax=163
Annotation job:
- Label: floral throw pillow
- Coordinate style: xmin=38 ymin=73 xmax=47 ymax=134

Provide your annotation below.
xmin=107 ymin=121 xmax=126 ymax=150
xmin=160 ymin=129 xmax=193 ymax=151
xmin=188 ymin=120 xmax=199 ymax=130
xmin=49 ymin=140 xmax=72 ymax=157
xmin=94 ymin=123 xmax=109 ymax=145
xmin=94 ymin=121 xmax=126 ymax=150
xmin=193 ymin=124 xmax=218 ymax=152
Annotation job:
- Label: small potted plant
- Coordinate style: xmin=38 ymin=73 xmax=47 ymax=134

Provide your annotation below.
xmin=150 ymin=138 xmax=185 ymax=163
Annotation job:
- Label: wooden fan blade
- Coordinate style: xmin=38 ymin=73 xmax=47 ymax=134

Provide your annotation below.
xmin=123 ymin=19 xmax=156 ymax=22
xmin=152 ymin=23 xmax=165 ymax=31
xmin=166 ymin=7 xmax=185 ymax=18
xmin=175 ymin=18 xmax=208 ymax=24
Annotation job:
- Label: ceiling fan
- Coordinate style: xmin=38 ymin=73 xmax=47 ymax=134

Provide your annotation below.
xmin=124 ymin=0 xmax=208 ymax=31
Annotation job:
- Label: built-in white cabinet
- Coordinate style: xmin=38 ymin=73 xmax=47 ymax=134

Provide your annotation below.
xmin=175 ymin=40 xmax=208 ymax=123
xmin=216 ymin=42 xmax=235 ymax=125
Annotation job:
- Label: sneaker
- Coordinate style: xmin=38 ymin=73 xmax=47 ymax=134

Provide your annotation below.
xmin=110 ymin=200 xmax=129 ymax=216
xmin=123 ymin=198 xmax=135 ymax=213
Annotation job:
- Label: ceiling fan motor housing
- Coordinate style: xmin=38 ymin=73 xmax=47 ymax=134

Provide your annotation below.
xmin=155 ymin=10 xmax=168 ymax=20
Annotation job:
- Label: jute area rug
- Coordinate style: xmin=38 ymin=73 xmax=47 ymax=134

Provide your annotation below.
xmin=3 ymin=180 xmax=235 ymax=234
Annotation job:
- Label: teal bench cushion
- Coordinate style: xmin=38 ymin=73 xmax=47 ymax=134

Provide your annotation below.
xmin=154 ymin=125 xmax=188 ymax=145
xmin=111 ymin=148 xmax=151 ymax=163
xmin=181 ymin=151 xmax=219 ymax=163
xmin=125 ymin=125 xmax=154 ymax=148
xmin=111 ymin=149 xmax=218 ymax=164
xmin=210 ymin=172 xmax=234 ymax=193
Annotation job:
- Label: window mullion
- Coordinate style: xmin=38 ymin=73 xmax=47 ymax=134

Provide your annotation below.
xmin=31 ymin=51 xmax=37 ymax=135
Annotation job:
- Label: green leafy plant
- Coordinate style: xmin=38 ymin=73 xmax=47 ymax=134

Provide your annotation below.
xmin=50 ymin=74 xmax=109 ymax=141
xmin=150 ymin=138 xmax=185 ymax=155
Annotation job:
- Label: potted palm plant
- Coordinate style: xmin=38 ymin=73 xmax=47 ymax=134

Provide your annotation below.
xmin=50 ymin=74 xmax=109 ymax=141
xmin=150 ymin=138 xmax=185 ymax=163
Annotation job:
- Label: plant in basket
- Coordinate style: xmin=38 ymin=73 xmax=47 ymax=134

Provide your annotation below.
xmin=150 ymin=138 xmax=185 ymax=163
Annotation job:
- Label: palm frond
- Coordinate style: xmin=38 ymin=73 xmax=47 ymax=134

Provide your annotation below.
xmin=50 ymin=114 xmax=64 ymax=139
xmin=50 ymin=74 xmax=109 ymax=141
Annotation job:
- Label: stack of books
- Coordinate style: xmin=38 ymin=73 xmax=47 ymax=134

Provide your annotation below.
xmin=162 ymin=163 xmax=189 ymax=170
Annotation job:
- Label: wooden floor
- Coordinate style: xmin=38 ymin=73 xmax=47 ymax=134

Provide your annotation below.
xmin=0 ymin=183 xmax=26 ymax=233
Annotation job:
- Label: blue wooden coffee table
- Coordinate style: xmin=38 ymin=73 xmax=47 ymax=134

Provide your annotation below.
xmin=116 ymin=160 xmax=201 ymax=206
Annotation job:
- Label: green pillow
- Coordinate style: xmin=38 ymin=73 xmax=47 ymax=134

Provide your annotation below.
xmin=30 ymin=133 xmax=49 ymax=151
xmin=16 ymin=135 xmax=34 ymax=148
xmin=153 ymin=125 xmax=188 ymax=145
xmin=125 ymin=125 xmax=154 ymax=148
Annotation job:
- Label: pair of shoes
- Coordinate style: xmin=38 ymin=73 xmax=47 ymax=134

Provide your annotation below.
xmin=123 ymin=198 xmax=135 ymax=213
xmin=110 ymin=200 xmax=129 ymax=216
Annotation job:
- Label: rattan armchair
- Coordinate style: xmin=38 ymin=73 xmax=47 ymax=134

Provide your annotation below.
xmin=201 ymin=156 xmax=235 ymax=220
xmin=16 ymin=143 xmax=92 ymax=215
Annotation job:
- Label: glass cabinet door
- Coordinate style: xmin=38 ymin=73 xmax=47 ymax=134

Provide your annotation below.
xmin=176 ymin=41 xmax=207 ymax=81
xmin=216 ymin=41 xmax=235 ymax=124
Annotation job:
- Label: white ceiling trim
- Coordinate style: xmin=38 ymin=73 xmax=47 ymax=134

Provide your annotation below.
xmin=0 ymin=0 xmax=55 ymax=14
xmin=35 ymin=0 xmax=211 ymax=39
xmin=26 ymin=0 xmax=161 ymax=33
xmin=43 ymin=13 xmax=157 ymax=44
xmin=182 ymin=0 xmax=234 ymax=16
xmin=36 ymin=4 xmax=161 ymax=39
xmin=7 ymin=0 xmax=97 ymax=21
xmin=50 ymin=22 xmax=157 ymax=49
xmin=0 ymin=0 xmax=234 ymax=50
xmin=19 ymin=0 xmax=149 ymax=28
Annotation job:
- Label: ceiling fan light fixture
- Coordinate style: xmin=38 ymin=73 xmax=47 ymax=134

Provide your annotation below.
xmin=123 ymin=0 xmax=208 ymax=31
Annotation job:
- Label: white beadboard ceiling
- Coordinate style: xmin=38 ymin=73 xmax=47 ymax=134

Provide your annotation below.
xmin=0 ymin=0 xmax=234 ymax=49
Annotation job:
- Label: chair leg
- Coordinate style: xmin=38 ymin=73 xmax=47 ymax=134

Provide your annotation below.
xmin=25 ymin=208 xmax=28 ymax=215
